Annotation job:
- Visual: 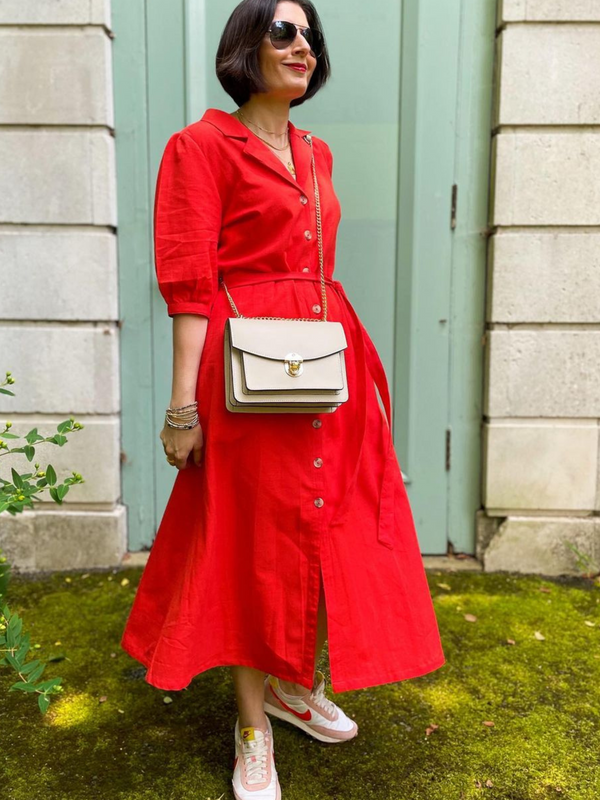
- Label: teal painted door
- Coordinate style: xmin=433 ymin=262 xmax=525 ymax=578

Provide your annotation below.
xmin=113 ymin=0 xmax=496 ymax=553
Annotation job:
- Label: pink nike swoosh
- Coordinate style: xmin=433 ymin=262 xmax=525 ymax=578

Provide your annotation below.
xmin=269 ymin=683 xmax=312 ymax=721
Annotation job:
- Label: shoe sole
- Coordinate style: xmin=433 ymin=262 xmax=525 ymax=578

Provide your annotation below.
xmin=232 ymin=781 xmax=281 ymax=800
xmin=264 ymin=698 xmax=358 ymax=744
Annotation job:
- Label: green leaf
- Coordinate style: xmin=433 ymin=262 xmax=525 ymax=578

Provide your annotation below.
xmin=34 ymin=677 xmax=62 ymax=692
xmin=38 ymin=694 xmax=50 ymax=714
xmin=5 ymin=652 xmax=21 ymax=671
xmin=20 ymin=658 xmax=41 ymax=675
xmin=57 ymin=484 xmax=69 ymax=501
xmin=36 ymin=479 xmax=48 ymax=488
xmin=10 ymin=468 xmax=23 ymax=489
xmin=49 ymin=487 xmax=61 ymax=504
xmin=6 ymin=625 xmax=16 ymax=649
xmin=0 ymin=387 xmax=15 ymax=396
xmin=0 ymin=432 xmax=19 ymax=439
xmin=8 ymin=613 xmax=22 ymax=638
xmin=28 ymin=663 xmax=46 ymax=683
xmin=24 ymin=445 xmax=35 ymax=462
xmin=15 ymin=640 xmax=30 ymax=664
xmin=57 ymin=420 xmax=72 ymax=434
xmin=54 ymin=434 xmax=67 ymax=447
xmin=24 ymin=428 xmax=39 ymax=444
xmin=9 ymin=681 xmax=39 ymax=693
xmin=46 ymin=465 xmax=57 ymax=486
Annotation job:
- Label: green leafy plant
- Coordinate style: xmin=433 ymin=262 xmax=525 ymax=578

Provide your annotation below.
xmin=0 ymin=370 xmax=85 ymax=713
xmin=563 ymin=539 xmax=600 ymax=582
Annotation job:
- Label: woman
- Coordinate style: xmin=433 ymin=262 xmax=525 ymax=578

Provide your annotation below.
xmin=120 ymin=1 xmax=446 ymax=798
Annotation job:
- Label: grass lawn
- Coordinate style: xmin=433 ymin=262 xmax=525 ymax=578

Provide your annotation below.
xmin=1 ymin=566 xmax=599 ymax=800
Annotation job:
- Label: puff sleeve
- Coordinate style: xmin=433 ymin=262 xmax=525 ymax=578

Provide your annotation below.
xmin=153 ymin=131 xmax=222 ymax=318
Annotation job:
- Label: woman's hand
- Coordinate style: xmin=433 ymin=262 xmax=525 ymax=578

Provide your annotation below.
xmin=160 ymin=420 xmax=204 ymax=470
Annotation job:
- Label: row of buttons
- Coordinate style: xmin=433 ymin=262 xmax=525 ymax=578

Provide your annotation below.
xmin=312 ymin=417 xmax=324 ymax=507
xmin=300 ymin=194 xmax=319 ymax=314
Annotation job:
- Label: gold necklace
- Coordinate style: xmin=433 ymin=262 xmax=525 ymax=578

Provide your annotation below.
xmin=236 ymin=108 xmax=287 ymax=137
xmin=235 ymin=110 xmax=296 ymax=178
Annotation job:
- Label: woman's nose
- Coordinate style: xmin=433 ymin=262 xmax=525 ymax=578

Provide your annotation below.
xmin=292 ymin=33 xmax=310 ymax=54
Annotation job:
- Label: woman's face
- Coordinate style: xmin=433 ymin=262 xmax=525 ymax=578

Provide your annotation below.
xmin=257 ymin=1 xmax=318 ymax=100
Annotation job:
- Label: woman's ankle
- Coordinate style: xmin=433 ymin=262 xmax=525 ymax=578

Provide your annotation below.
xmin=238 ymin=711 xmax=269 ymax=731
xmin=278 ymin=678 xmax=308 ymax=696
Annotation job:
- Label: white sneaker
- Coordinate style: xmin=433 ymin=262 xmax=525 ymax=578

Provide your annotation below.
xmin=264 ymin=671 xmax=358 ymax=743
xmin=232 ymin=714 xmax=281 ymax=799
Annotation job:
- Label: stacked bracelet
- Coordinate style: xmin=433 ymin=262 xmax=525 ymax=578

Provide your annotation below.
xmin=165 ymin=401 xmax=199 ymax=430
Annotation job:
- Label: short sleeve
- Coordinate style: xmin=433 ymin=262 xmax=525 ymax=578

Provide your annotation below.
xmin=153 ymin=131 xmax=222 ymax=318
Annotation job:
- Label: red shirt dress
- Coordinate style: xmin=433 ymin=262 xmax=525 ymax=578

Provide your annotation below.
xmin=120 ymin=108 xmax=446 ymax=693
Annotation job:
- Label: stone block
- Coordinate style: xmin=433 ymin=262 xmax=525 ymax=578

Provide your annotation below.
xmin=0 ymin=416 xmax=120 ymax=504
xmin=0 ymin=130 xmax=116 ymax=225
xmin=492 ymin=132 xmax=600 ymax=226
xmin=500 ymin=0 xmax=600 ymax=22
xmin=497 ymin=25 xmax=600 ymax=124
xmin=481 ymin=515 xmax=600 ymax=577
xmin=475 ymin=508 xmax=504 ymax=562
xmin=0 ymin=229 xmax=118 ymax=321
xmin=486 ymin=330 xmax=600 ymax=417
xmin=0 ymin=0 xmax=111 ymax=26
xmin=0 ymin=325 xmax=119 ymax=414
xmin=0 ymin=29 xmax=113 ymax=126
xmin=483 ymin=421 xmax=598 ymax=512
xmin=488 ymin=231 xmax=600 ymax=323
xmin=0 ymin=505 xmax=127 ymax=572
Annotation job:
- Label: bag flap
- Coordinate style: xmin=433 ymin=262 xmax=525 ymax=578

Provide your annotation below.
xmin=228 ymin=317 xmax=347 ymax=361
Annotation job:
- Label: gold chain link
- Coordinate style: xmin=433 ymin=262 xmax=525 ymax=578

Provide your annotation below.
xmin=220 ymin=134 xmax=328 ymax=322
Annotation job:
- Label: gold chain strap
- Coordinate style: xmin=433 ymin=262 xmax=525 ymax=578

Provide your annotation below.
xmin=220 ymin=134 xmax=328 ymax=322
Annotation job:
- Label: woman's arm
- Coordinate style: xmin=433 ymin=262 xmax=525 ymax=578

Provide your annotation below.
xmin=160 ymin=314 xmax=208 ymax=469
xmin=169 ymin=314 xmax=209 ymax=406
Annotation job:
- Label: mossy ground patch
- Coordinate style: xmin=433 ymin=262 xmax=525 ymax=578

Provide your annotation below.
xmin=1 ymin=568 xmax=599 ymax=799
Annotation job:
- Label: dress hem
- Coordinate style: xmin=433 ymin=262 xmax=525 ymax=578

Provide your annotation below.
xmin=121 ymin=636 xmax=445 ymax=694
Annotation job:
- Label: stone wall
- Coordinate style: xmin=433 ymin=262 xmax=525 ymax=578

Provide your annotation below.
xmin=0 ymin=0 xmax=126 ymax=570
xmin=477 ymin=0 xmax=600 ymax=574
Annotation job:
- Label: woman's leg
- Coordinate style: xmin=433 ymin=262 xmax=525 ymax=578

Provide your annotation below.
xmin=231 ymin=665 xmax=270 ymax=730
xmin=230 ymin=570 xmax=329 ymax=724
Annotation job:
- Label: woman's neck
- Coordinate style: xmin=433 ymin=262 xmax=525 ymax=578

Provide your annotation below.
xmin=236 ymin=98 xmax=291 ymax=136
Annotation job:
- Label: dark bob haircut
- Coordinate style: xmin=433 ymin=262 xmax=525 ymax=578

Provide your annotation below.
xmin=216 ymin=0 xmax=331 ymax=108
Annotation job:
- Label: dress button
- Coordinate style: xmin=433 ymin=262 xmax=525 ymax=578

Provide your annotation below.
xmin=312 ymin=419 xmax=322 ymax=428
xmin=314 ymin=497 xmax=324 ymax=508
xmin=302 ymin=267 xmax=310 ymax=273
xmin=300 ymin=195 xmax=308 ymax=204
xmin=314 ymin=457 xmax=323 ymax=468
xmin=304 ymin=230 xmax=312 ymax=240
xmin=312 ymin=304 xmax=321 ymax=314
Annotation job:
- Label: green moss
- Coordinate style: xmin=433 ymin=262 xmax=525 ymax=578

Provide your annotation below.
xmin=1 ymin=568 xmax=599 ymax=799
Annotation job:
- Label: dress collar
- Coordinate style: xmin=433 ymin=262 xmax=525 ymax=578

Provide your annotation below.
xmin=200 ymin=107 xmax=312 ymax=140
xmin=199 ymin=108 xmax=313 ymax=192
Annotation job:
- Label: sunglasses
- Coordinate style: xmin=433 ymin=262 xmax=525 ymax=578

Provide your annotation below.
xmin=267 ymin=20 xmax=324 ymax=59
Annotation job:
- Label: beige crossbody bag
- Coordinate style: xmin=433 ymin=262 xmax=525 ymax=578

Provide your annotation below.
xmin=221 ymin=134 xmax=349 ymax=414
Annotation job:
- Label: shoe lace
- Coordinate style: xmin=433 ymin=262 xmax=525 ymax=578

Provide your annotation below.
xmin=310 ymin=683 xmax=337 ymax=716
xmin=242 ymin=734 xmax=270 ymax=784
